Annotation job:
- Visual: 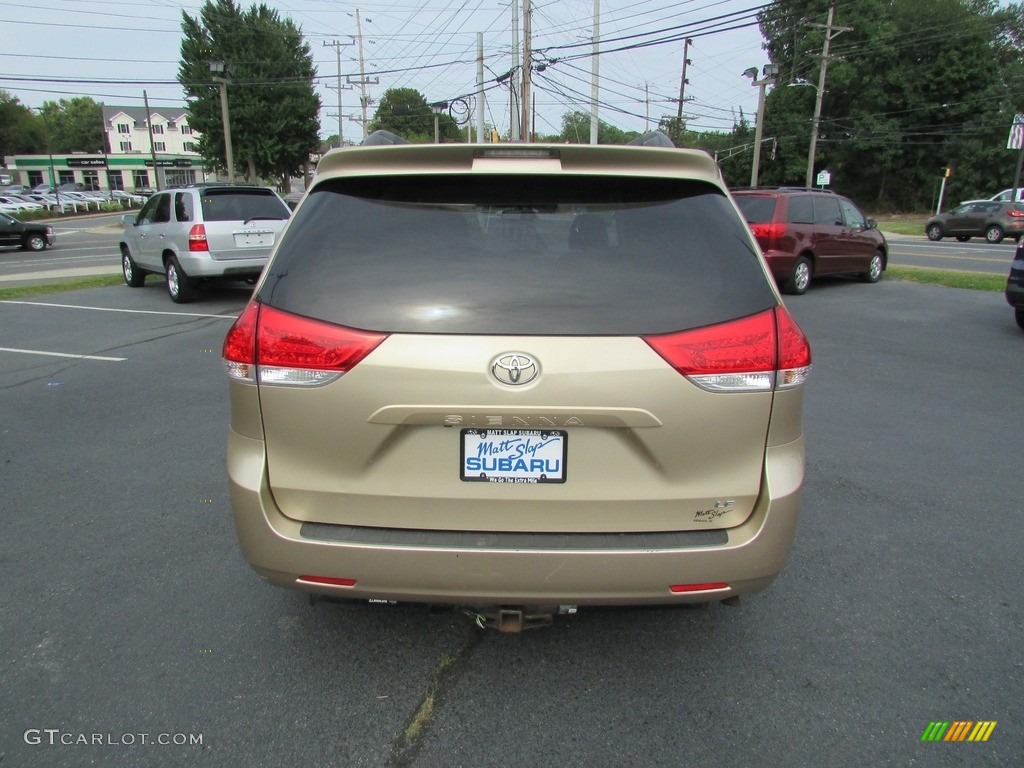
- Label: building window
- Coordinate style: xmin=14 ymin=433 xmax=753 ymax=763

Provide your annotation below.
xmin=28 ymin=171 xmax=43 ymax=187
xmin=167 ymin=120 xmax=176 ymax=130
xmin=58 ymin=171 xmax=75 ymax=186
xmin=133 ymin=171 xmax=150 ymax=189
xmin=154 ymin=141 xmax=166 ymax=152
xmin=183 ymin=142 xmax=196 ymax=153
xmin=107 ymin=171 xmax=124 ymax=191
xmin=119 ymin=141 xmax=133 ymax=152
xmin=117 ymin=123 xmax=130 ymax=134
xmin=152 ymin=124 xmax=164 ymax=134
xmin=82 ymin=170 xmax=100 ymax=191
xmin=181 ymin=125 xmax=193 ymax=135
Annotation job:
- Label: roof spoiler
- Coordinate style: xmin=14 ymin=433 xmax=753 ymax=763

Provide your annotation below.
xmin=626 ymin=131 xmax=675 ymax=148
xmin=361 ymin=130 xmax=411 ymax=146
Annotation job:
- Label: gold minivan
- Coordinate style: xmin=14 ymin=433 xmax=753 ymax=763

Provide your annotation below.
xmin=223 ymin=132 xmax=811 ymax=622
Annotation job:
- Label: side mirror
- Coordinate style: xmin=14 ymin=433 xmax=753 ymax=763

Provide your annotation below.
xmin=866 ymin=218 xmax=877 ymax=230
xmin=121 ymin=213 xmax=136 ymax=226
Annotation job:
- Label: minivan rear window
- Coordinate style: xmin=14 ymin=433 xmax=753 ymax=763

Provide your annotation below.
xmin=733 ymin=196 xmax=777 ymax=223
xmin=259 ymin=175 xmax=776 ymax=335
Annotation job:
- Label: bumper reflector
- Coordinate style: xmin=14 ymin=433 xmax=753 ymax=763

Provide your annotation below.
xmin=669 ymin=582 xmax=729 ymax=593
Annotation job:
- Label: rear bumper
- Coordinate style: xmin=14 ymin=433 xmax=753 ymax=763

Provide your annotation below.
xmin=1007 ymin=260 xmax=1024 ymax=308
xmin=177 ymin=251 xmax=267 ymax=278
xmin=227 ymin=430 xmax=804 ymax=606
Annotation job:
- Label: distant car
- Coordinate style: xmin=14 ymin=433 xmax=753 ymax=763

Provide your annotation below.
xmin=731 ymin=187 xmax=887 ymax=295
xmin=283 ymin=191 xmax=304 ymax=210
xmin=3 ymin=184 xmax=27 ymax=195
xmin=0 ymin=195 xmax=43 ymax=213
xmin=32 ymin=184 xmax=54 ymax=195
xmin=959 ymin=188 xmax=1024 ymax=206
xmin=925 ymin=201 xmax=1024 ymax=243
xmin=1007 ymin=243 xmax=1024 ymax=330
xmin=0 ymin=211 xmax=55 ymax=251
xmin=119 ymin=183 xmax=291 ymax=302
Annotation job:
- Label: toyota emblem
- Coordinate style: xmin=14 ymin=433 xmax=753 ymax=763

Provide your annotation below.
xmin=491 ymin=353 xmax=538 ymax=386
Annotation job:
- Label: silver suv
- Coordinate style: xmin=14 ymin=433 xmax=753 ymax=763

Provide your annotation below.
xmin=222 ymin=132 xmax=812 ymax=628
xmin=119 ymin=184 xmax=291 ymax=303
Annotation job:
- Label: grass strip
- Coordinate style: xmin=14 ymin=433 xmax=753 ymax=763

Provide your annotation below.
xmin=886 ymin=265 xmax=1005 ymax=292
xmin=0 ymin=275 xmax=124 ymax=300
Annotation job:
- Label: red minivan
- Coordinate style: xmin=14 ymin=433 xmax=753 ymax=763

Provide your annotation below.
xmin=732 ymin=187 xmax=887 ymax=295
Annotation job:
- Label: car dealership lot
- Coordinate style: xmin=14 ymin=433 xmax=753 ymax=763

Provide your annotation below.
xmin=0 ymin=279 xmax=1020 ymax=767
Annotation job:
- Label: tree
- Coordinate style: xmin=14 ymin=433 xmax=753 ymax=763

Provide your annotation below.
xmin=38 ymin=97 xmax=104 ymax=154
xmin=560 ymin=111 xmax=640 ymax=144
xmin=178 ymin=0 xmax=321 ymax=188
xmin=755 ymin=0 xmax=1024 ymax=209
xmin=0 ymin=90 xmax=45 ymax=157
xmin=368 ymin=88 xmax=461 ymax=143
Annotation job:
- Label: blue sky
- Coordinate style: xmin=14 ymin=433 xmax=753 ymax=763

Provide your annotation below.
xmin=0 ymin=0 xmax=772 ymax=140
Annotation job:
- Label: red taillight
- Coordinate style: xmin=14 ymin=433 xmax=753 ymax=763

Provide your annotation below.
xmin=188 ymin=223 xmax=208 ymax=252
xmin=1008 ymin=208 xmax=1024 ymax=218
xmin=670 ymin=583 xmax=729 ymax=593
xmin=223 ymin=300 xmax=259 ymax=364
xmin=258 ymin=304 xmax=386 ymax=371
xmin=222 ymin=302 xmax=388 ymax=385
xmin=749 ymin=221 xmax=785 ymax=249
xmin=642 ymin=308 xmax=811 ymax=392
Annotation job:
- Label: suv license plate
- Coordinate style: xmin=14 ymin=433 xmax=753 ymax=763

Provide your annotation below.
xmin=460 ymin=429 xmax=567 ymax=484
xmin=234 ymin=231 xmax=273 ymax=247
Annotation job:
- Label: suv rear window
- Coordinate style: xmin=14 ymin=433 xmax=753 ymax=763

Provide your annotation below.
xmin=259 ymin=175 xmax=776 ymax=335
xmin=199 ymin=189 xmax=290 ymax=222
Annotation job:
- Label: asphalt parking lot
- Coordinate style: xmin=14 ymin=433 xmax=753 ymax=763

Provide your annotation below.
xmin=0 ymin=277 xmax=1020 ymax=767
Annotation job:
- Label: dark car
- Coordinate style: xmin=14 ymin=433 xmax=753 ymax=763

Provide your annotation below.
xmin=731 ymin=187 xmax=887 ymax=295
xmin=925 ymin=201 xmax=1024 ymax=243
xmin=0 ymin=211 xmax=55 ymax=251
xmin=1007 ymin=244 xmax=1024 ymax=330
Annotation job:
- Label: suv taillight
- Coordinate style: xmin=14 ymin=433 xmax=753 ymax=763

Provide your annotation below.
xmin=749 ymin=222 xmax=786 ymax=250
xmin=642 ymin=307 xmax=811 ymax=392
xmin=222 ymin=302 xmax=388 ymax=387
xmin=188 ymin=223 xmax=208 ymax=252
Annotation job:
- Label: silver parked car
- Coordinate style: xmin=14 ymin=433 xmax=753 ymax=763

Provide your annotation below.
xmin=119 ymin=183 xmax=291 ymax=302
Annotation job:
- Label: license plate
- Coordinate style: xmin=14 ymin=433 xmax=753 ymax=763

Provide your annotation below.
xmin=460 ymin=429 xmax=567 ymax=484
xmin=234 ymin=230 xmax=273 ymax=247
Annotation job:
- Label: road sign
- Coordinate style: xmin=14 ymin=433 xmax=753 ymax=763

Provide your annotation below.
xmin=816 ymin=170 xmax=831 ymax=187
xmin=1006 ymin=114 xmax=1024 ymax=150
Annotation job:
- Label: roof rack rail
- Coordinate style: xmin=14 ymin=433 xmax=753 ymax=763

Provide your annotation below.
xmin=730 ymin=185 xmax=837 ymax=194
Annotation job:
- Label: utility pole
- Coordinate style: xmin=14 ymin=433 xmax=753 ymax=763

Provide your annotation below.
xmin=143 ymin=89 xmax=162 ymax=190
xmin=323 ymin=39 xmax=353 ymax=147
xmin=521 ymin=0 xmax=531 ymax=143
xmin=590 ymin=0 xmax=599 ymax=145
xmin=674 ymin=38 xmax=693 ymax=144
xmin=347 ymin=10 xmax=379 ymax=140
xmin=477 ymin=33 xmax=486 ymax=143
xmin=511 ymin=0 xmax=520 ymax=140
xmin=805 ymin=2 xmax=851 ymax=188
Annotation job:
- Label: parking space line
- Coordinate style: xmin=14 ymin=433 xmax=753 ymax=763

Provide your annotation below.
xmin=0 ymin=300 xmax=236 ymax=319
xmin=0 ymin=346 xmax=126 ymax=362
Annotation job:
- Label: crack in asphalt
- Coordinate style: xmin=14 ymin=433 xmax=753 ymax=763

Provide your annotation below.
xmin=386 ymin=627 xmax=485 ymax=768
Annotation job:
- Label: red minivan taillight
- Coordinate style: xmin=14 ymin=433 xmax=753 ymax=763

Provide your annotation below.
xmin=748 ymin=221 xmax=786 ymax=250
xmin=222 ymin=302 xmax=388 ymax=386
xmin=642 ymin=307 xmax=811 ymax=392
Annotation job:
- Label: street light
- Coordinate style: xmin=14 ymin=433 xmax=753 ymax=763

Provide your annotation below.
xmin=789 ymin=78 xmax=825 ymax=188
xmin=743 ymin=64 xmax=778 ymax=187
xmin=209 ymin=61 xmax=235 ymax=183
